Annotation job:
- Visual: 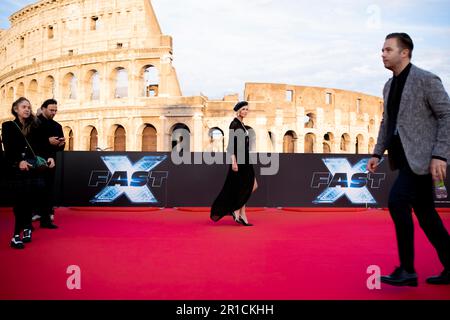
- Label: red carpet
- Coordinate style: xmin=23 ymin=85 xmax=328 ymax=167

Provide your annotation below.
xmin=0 ymin=207 xmax=449 ymax=300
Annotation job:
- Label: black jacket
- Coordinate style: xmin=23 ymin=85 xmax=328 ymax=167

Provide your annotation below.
xmin=37 ymin=114 xmax=65 ymax=159
xmin=1 ymin=118 xmax=50 ymax=169
xmin=0 ymin=135 xmax=4 ymax=169
xmin=227 ymin=118 xmax=250 ymax=164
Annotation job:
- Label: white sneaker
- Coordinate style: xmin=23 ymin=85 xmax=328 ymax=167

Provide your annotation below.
xmin=10 ymin=235 xmax=24 ymax=249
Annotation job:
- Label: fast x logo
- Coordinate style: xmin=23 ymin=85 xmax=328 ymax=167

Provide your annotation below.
xmin=311 ymin=158 xmax=385 ymax=204
xmin=89 ymin=155 xmax=168 ymax=203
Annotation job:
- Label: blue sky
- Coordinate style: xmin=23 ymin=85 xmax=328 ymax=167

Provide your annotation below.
xmin=1 ymin=0 xmax=450 ymax=99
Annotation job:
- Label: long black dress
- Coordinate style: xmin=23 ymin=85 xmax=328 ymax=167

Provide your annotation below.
xmin=210 ymin=118 xmax=255 ymax=221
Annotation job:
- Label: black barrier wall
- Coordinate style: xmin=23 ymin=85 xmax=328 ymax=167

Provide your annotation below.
xmin=1 ymin=151 xmax=449 ymax=208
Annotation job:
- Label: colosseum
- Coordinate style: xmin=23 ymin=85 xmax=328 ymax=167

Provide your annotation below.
xmin=0 ymin=0 xmax=384 ymax=154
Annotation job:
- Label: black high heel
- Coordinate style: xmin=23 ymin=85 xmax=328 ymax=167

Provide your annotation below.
xmin=239 ymin=217 xmax=253 ymax=226
xmin=232 ymin=211 xmax=243 ymax=225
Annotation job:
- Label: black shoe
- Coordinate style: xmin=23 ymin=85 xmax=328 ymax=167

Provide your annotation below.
xmin=10 ymin=235 xmax=25 ymax=249
xmin=239 ymin=217 xmax=253 ymax=226
xmin=380 ymin=267 xmax=418 ymax=287
xmin=22 ymin=229 xmax=32 ymax=243
xmin=40 ymin=222 xmax=58 ymax=229
xmin=232 ymin=212 xmax=244 ymax=225
xmin=426 ymin=269 xmax=450 ymax=285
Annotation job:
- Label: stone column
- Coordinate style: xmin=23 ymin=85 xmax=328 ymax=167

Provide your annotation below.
xmin=296 ymin=106 xmax=306 ymax=154
xmin=255 ymin=116 xmax=267 ymax=152
xmin=54 ymin=68 xmax=61 ymax=102
xmin=192 ymin=112 xmax=203 ymax=152
xmin=77 ymin=64 xmax=83 ymax=107
xmin=158 ymin=55 xmax=171 ymax=98
xmin=297 ymin=133 xmax=305 ymax=153
xmin=129 ymin=59 xmax=137 ymax=104
xmin=158 ymin=115 xmax=168 ymax=152
xmin=102 ymin=62 xmax=109 ymax=104
xmin=316 ymin=107 xmax=324 ymax=129
xmin=73 ymin=120 xmax=82 ymax=151
xmin=127 ymin=116 xmax=137 ymax=151
xmin=97 ymin=117 xmax=108 ymax=151
xmin=315 ymin=135 xmax=324 ymax=154
xmin=275 ymin=109 xmax=284 ymax=153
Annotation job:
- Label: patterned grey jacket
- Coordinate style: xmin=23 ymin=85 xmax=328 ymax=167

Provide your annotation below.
xmin=374 ymin=64 xmax=450 ymax=175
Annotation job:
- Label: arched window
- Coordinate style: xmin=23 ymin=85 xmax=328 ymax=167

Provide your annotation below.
xmin=114 ymin=125 xmax=126 ymax=151
xmin=114 ymin=68 xmax=128 ymax=98
xmin=7 ymin=87 xmax=14 ymax=104
xmin=142 ymin=125 xmax=157 ymax=151
xmin=171 ymin=123 xmax=190 ymax=153
xmin=340 ymin=133 xmax=350 ymax=152
xmin=68 ymin=130 xmax=74 ymax=150
xmin=63 ymin=73 xmax=77 ymax=99
xmin=28 ymin=79 xmax=38 ymax=105
xmin=44 ymin=76 xmax=55 ymax=98
xmin=64 ymin=127 xmax=74 ymax=151
xmin=142 ymin=65 xmax=159 ymax=97
xmin=17 ymin=82 xmax=25 ymax=97
xmin=355 ymin=134 xmax=364 ymax=154
xmin=323 ymin=132 xmax=334 ymax=154
xmin=87 ymin=70 xmax=100 ymax=100
xmin=304 ymin=133 xmax=315 ymax=153
xmin=283 ymin=131 xmax=297 ymax=153
xmin=208 ymin=127 xmax=224 ymax=152
xmin=89 ymin=127 xmax=98 ymax=151
xmin=304 ymin=113 xmax=316 ymax=128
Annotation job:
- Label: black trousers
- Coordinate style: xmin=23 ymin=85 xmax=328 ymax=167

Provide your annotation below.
xmin=35 ymin=169 xmax=56 ymax=224
xmin=388 ymin=164 xmax=450 ymax=272
xmin=12 ymin=171 xmax=45 ymax=235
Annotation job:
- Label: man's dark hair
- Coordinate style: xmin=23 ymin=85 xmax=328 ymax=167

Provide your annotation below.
xmin=386 ymin=33 xmax=414 ymax=59
xmin=41 ymin=98 xmax=58 ymax=109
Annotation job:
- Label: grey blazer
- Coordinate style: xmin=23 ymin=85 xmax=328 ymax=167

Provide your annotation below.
xmin=374 ymin=64 xmax=450 ymax=175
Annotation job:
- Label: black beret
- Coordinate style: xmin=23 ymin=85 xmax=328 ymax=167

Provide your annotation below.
xmin=234 ymin=101 xmax=248 ymax=112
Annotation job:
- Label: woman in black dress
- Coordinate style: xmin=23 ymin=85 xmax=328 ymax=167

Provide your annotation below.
xmin=210 ymin=101 xmax=258 ymax=226
xmin=1 ymin=97 xmax=55 ymax=249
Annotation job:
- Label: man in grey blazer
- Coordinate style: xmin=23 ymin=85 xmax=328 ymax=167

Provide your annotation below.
xmin=367 ymin=33 xmax=450 ymax=286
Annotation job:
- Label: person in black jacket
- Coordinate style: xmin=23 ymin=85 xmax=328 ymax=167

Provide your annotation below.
xmin=0 ymin=135 xmax=5 ymax=201
xmin=1 ymin=97 xmax=55 ymax=249
xmin=0 ymin=135 xmax=4 ymax=174
xmin=34 ymin=99 xmax=64 ymax=228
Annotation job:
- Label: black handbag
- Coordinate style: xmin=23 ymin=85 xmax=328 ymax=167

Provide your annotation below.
xmin=27 ymin=156 xmax=49 ymax=170
xmin=13 ymin=121 xmax=48 ymax=170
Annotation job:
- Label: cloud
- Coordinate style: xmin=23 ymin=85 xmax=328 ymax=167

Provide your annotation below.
xmin=153 ymin=0 xmax=450 ymax=97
